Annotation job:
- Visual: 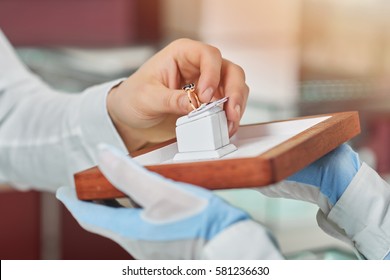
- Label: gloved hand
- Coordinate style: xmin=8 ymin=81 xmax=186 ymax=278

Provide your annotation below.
xmin=257 ymin=144 xmax=390 ymax=260
xmin=258 ymin=144 xmax=361 ymax=215
xmin=57 ymin=144 xmax=283 ymax=260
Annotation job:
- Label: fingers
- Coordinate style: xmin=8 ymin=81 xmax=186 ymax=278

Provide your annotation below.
xmin=56 ymin=186 xmax=80 ymax=208
xmin=97 ymin=143 xmax=166 ymax=209
xmin=171 ymin=40 xmax=249 ymax=131
xmin=57 ymin=186 xmax=143 ymax=243
xmin=195 ymin=46 xmax=222 ymax=103
xmin=124 ymin=39 xmax=249 ymax=132
xmin=139 ymin=85 xmax=192 ymax=116
xmin=171 ymin=39 xmax=223 ymax=103
xmin=56 ymin=186 xmax=128 ymax=226
xmin=160 ymin=87 xmax=206 ymax=115
xmin=96 ymin=144 xmax=208 ymax=222
xmin=220 ymin=60 xmax=249 ymax=135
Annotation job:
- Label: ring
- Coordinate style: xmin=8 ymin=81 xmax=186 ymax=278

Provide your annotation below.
xmin=182 ymin=83 xmax=201 ymax=110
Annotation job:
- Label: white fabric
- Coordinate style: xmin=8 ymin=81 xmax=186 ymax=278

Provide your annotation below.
xmin=97 ymin=144 xmax=208 ymax=223
xmin=0 ymin=30 xmax=127 ymax=191
xmin=317 ymin=163 xmax=390 ymax=259
xmin=57 ymin=145 xmax=275 ymax=260
xmin=257 ymin=163 xmax=390 ymax=259
xmin=257 ymin=181 xmax=332 ymax=216
xmin=201 ymin=220 xmax=284 ymax=260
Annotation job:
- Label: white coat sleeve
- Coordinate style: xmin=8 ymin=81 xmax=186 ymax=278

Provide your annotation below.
xmin=0 ymin=30 xmax=128 ymax=192
xmin=316 ymin=163 xmax=390 ymax=259
xmin=201 ymin=220 xmax=285 ymax=259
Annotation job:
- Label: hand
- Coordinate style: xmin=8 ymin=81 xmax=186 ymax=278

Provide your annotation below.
xmin=257 ymin=144 xmax=361 ymax=215
xmin=258 ymin=144 xmax=390 ymax=260
xmin=57 ymin=144 xmax=282 ymax=260
xmin=106 ymin=39 xmax=249 ymax=151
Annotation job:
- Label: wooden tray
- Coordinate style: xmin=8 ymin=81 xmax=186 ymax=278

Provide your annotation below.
xmin=74 ymin=111 xmax=360 ymax=200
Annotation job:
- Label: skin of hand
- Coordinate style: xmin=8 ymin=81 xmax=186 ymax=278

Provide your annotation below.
xmin=106 ymin=38 xmax=249 ymax=152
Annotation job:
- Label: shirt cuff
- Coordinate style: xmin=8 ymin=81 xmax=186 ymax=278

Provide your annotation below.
xmin=201 ymin=220 xmax=284 ymax=260
xmin=78 ymin=79 xmax=128 ymax=160
xmin=325 ymin=163 xmax=390 ymax=259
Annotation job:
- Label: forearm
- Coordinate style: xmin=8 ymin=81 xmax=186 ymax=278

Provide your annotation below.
xmin=0 ymin=30 xmax=131 ymax=191
xmin=0 ymin=80 xmax=127 ymax=191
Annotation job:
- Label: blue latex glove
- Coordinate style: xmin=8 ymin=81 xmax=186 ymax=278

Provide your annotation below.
xmin=288 ymin=144 xmax=360 ymax=205
xmin=57 ymin=144 xmax=283 ymax=259
xmin=259 ymin=144 xmax=361 ymax=215
xmin=259 ymin=144 xmax=390 ymax=260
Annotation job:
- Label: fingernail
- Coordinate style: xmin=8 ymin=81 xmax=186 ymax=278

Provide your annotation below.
xmin=234 ymin=104 xmax=241 ymax=117
xmin=228 ymin=121 xmax=234 ymax=134
xmin=201 ymin=87 xmax=214 ymax=102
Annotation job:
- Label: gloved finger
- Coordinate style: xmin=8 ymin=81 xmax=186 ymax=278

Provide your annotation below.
xmin=56 ymin=186 xmax=140 ymax=234
xmin=97 ymin=144 xmax=208 ymax=222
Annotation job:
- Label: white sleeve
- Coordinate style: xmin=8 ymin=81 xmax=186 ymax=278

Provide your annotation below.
xmin=317 ymin=163 xmax=390 ymax=259
xmin=201 ymin=220 xmax=285 ymax=260
xmin=0 ymin=30 xmax=128 ymax=192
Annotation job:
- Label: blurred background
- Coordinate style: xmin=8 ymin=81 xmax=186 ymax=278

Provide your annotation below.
xmin=1 ymin=0 xmax=390 ymax=260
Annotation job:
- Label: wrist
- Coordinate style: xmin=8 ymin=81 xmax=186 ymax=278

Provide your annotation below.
xmin=107 ymin=85 xmax=148 ymax=152
xmin=319 ymin=163 xmax=390 ymax=259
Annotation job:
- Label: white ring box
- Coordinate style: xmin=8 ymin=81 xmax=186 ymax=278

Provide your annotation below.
xmin=173 ymin=106 xmax=237 ymax=161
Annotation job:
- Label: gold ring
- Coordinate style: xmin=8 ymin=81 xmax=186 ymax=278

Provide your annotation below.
xmin=182 ymin=83 xmax=201 ymax=110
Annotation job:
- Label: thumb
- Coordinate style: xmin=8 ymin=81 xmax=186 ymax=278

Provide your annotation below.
xmin=153 ymin=87 xmax=193 ymax=115
xmin=96 ymin=144 xmax=208 ymax=222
